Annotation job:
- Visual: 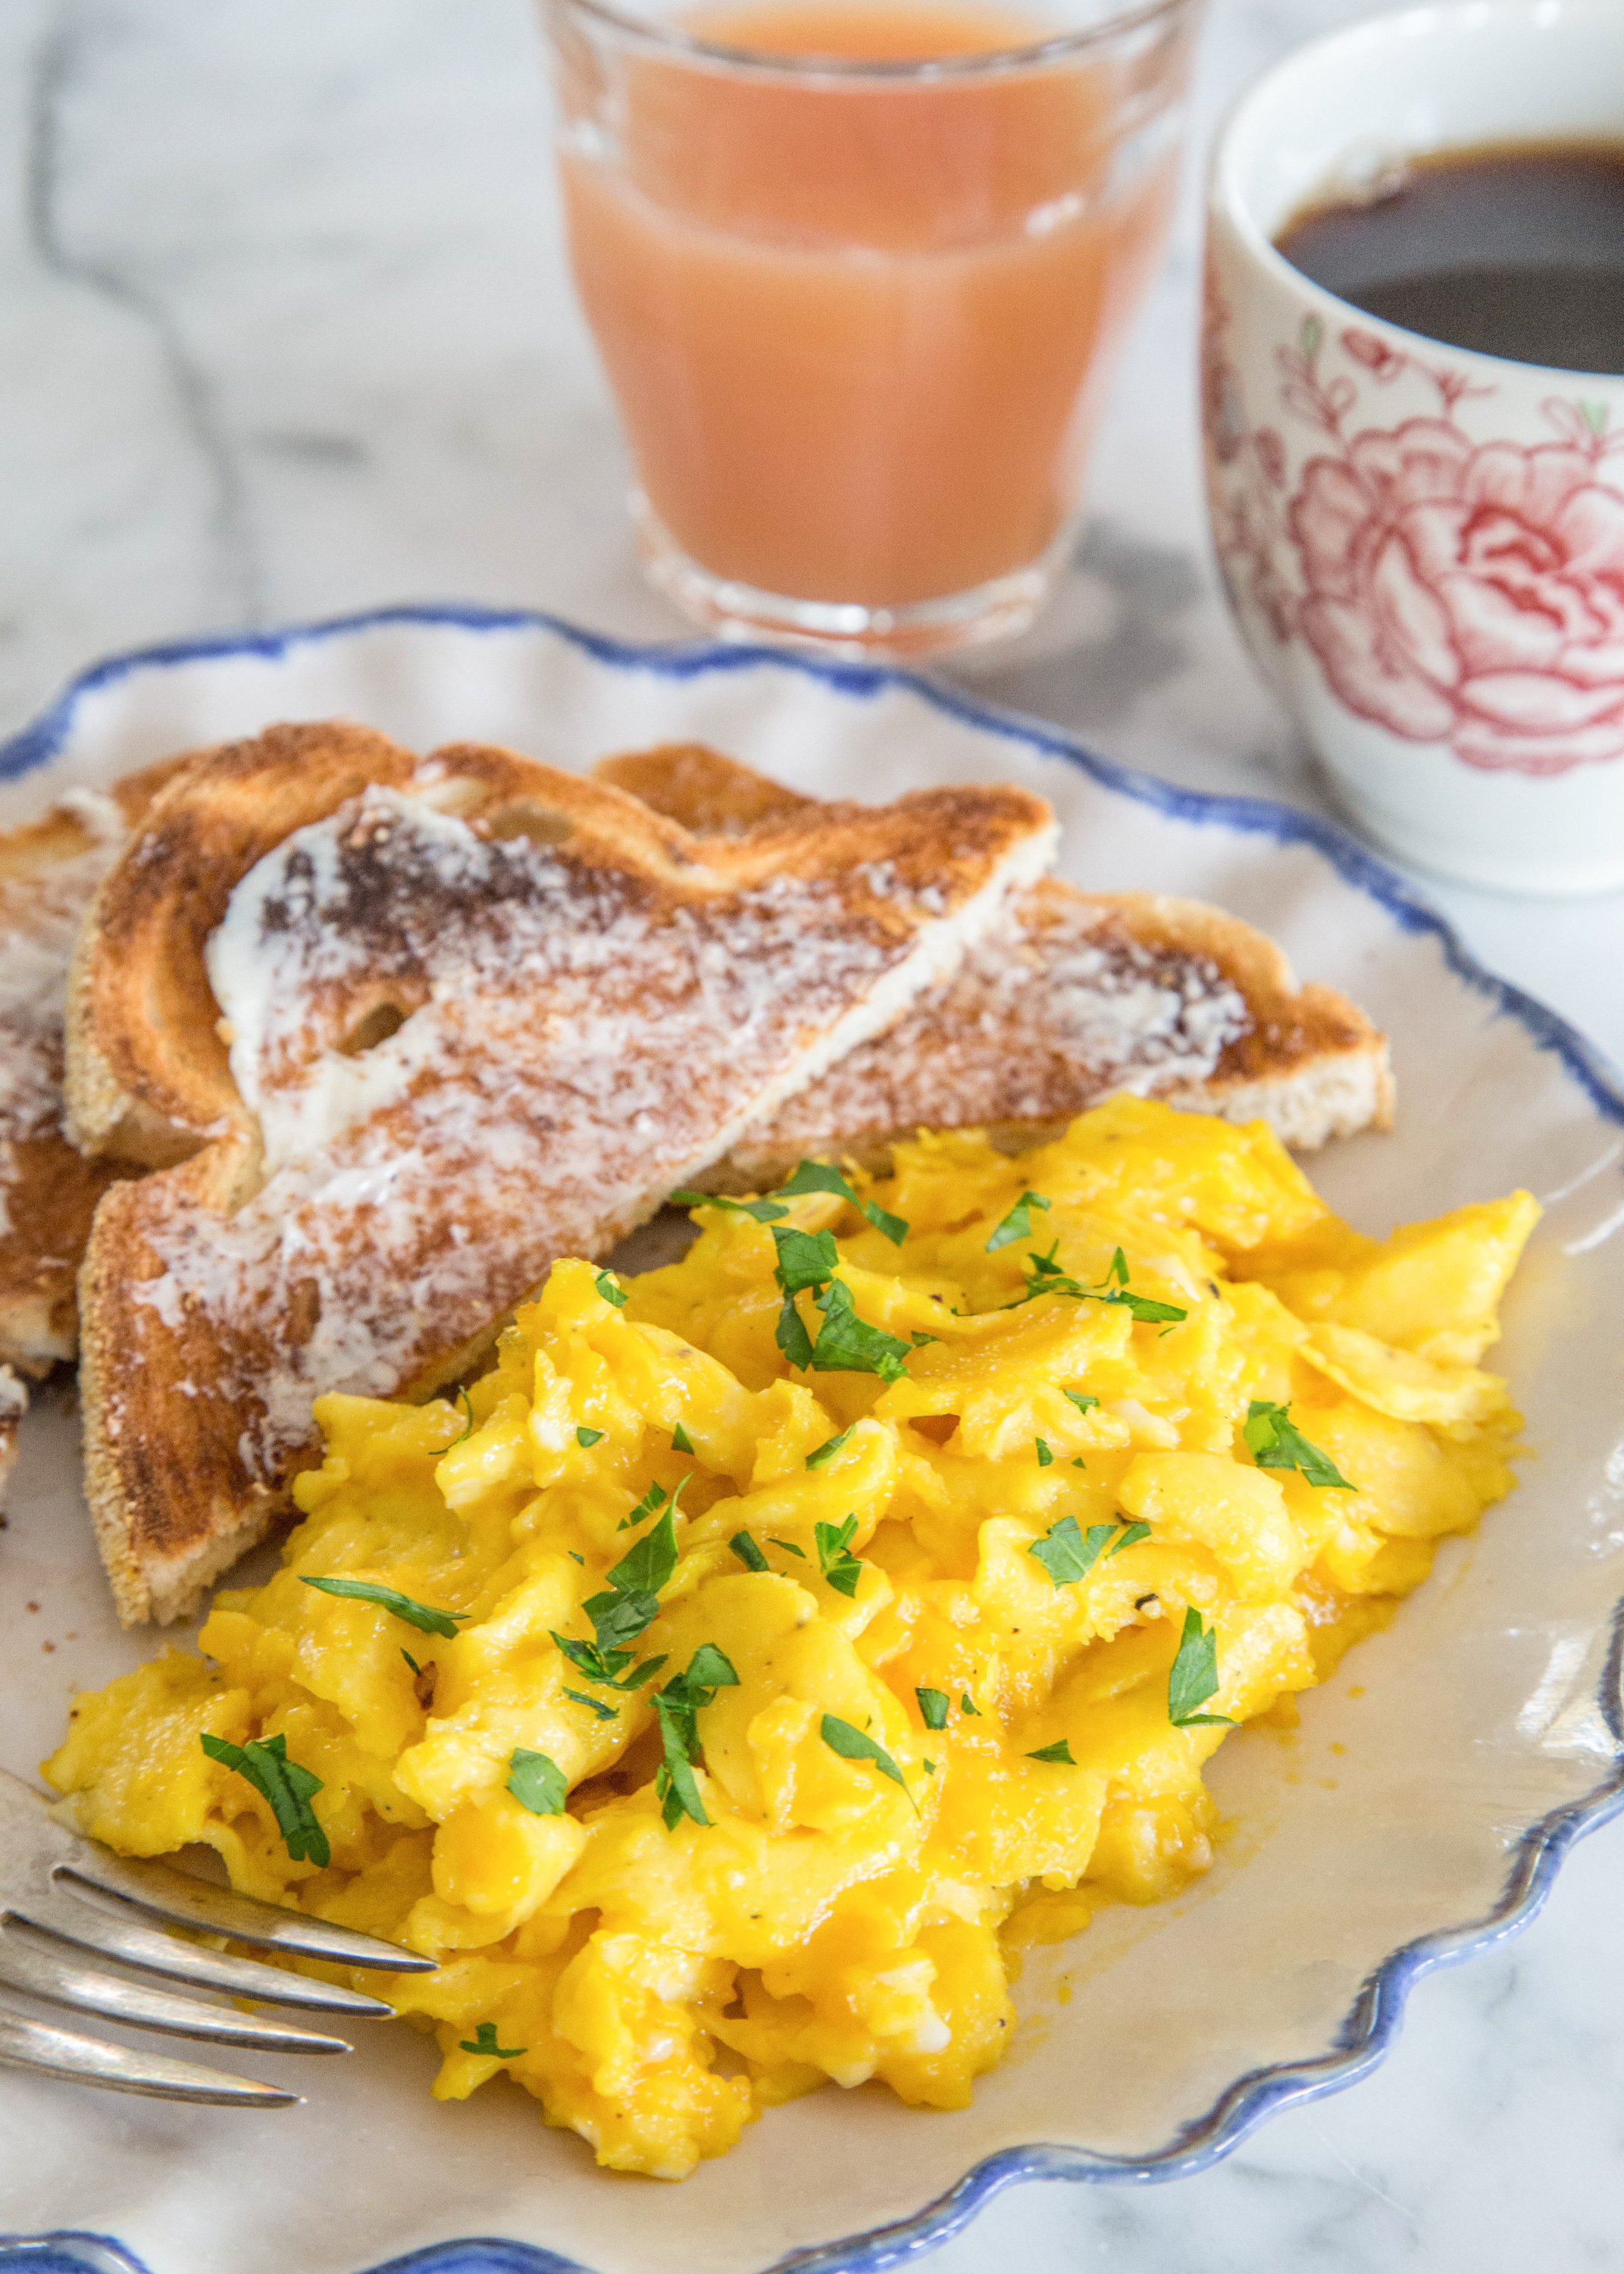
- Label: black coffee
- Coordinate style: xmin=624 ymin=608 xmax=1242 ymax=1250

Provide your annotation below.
xmin=1275 ymin=142 xmax=1624 ymax=374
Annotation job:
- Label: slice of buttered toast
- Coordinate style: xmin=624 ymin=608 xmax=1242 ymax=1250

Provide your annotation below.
xmin=70 ymin=721 xmax=1056 ymax=1622
xmin=593 ymin=747 xmax=1394 ymax=1186
xmin=0 ymin=754 xmax=195 ymax=1376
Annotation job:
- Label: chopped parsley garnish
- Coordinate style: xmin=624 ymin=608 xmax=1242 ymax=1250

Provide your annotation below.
xmin=1035 ymin=1438 xmax=1053 ymax=1467
xmin=770 ymin=1227 xmax=912 ymax=1382
xmin=401 ymin=1649 xmax=421 ymax=1676
xmin=815 ymin=1514 xmax=863 ymax=1598
xmin=768 ymin=1536 xmax=806 ymax=1558
xmin=668 ymin=1188 xmax=788 ymax=1223
xmin=987 ymin=1190 xmax=1051 ymax=1251
xmin=915 ymin=1686 xmax=950 ymax=1731
xmin=730 ymin=1530 xmax=768 ymax=1573
xmin=300 ymin=1575 xmax=468 ymax=1639
xmin=1029 ymin=1515 xmax=1147 ymax=1588
xmin=576 ymin=1425 xmax=604 ymax=1449
xmin=618 ymin=1478 xmax=671 ymax=1532
xmin=808 ymin=1279 xmax=912 ymax=1381
xmin=459 ymin=2021 xmax=525 ymax=2059
xmin=593 ymin=1268 xmax=628 ymax=1310
xmin=447 ymin=1386 xmax=475 ymax=1447
xmin=1167 ymin=1608 xmax=1236 ymax=1729
xmin=671 ymin=1422 xmax=695 ymax=1455
xmin=1063 ymin=1389 xmax=1099 ymax=1416
xmin=552 ymin=1505 xmax=681 ymax=1686
xmin=652 ymin=1645 xmax=739 ymax=1829
xmin=507 ymin=1747 xmax=569 ymax=1815
xmin=923 ymin=1758 xmax=936 ymax=1774
xmin=1244 ymin=1400 xmax=1355 ymax=1489
xmin=806 ymin=1426 xmax=854 ymax=1470
xmin=997 ymin=1242 xmax=1188 ymax=1326
xmin=564 ymin=1687 xmax=618 ymax=1721
xmin=960 ymin=1692 xmax=981 ymax=1715
xmin=200 ymin=1733 xmax=329 ymax=1867
xmin=774 ymin=1159 xmax=909 ymax=1247
xmin=1028 ymin=1739 xmax=1076 ymax=1765
xmin=819 ymin=1712 xmax=907 ymax=1790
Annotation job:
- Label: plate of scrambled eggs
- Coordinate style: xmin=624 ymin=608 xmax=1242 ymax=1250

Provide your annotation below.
xmin=3 ymin=610 xmax=1623 ymax=2274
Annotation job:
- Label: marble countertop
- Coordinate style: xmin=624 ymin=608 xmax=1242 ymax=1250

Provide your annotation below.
xmin=2 ymin=0 xmax=1621 ymax=2267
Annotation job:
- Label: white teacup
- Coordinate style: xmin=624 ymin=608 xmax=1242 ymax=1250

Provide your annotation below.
xmin=1204 ymin=0 xmax=1624 ymax=896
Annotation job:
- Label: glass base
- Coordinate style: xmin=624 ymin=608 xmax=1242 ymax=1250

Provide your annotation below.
xmin=633 ymin=494 xmax=1066 ymax=662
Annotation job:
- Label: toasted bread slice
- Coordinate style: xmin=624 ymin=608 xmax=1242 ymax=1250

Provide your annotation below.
xmin=593 ymin=748 xmax=1394 ymax=1182
xmin=71 ymin=721 xmax=1055 ymax=1622
xmin=0 ymin=756 xmax=195 ymax=1371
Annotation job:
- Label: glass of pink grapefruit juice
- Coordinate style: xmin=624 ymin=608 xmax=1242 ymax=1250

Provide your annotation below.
xmin=540 ymin=0 xmax=1198 ymax=656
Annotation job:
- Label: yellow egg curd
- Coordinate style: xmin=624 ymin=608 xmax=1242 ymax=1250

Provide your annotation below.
xmin=45 ymin=1098 xmax=1538 ymax=2178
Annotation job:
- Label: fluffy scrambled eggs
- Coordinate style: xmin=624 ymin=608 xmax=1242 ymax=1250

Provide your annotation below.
xmin=47 ymin=1099 xmax=1537 ymax=2178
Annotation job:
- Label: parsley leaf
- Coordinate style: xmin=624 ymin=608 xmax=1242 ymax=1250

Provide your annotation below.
xmin=605 ymin=1505 xmax=680 ymax=1596
xmin=299 ymin=1575 xmax=468 ymax=1639
xmin=593 ymin=1268 xmax=628 ymax=1310
xmin=915 ymin=1686 xmax=950 ymax=1731
xmin=1168 ymin=1607 xmax=1236 ymax=1728
xmin=820 ymin=1712 xmax=908 ymax=1790
xmin=806 ymin=1427 xmax=854 ymax=1470
xmin=201 ymin=1733 xmax=329 ymax=1867
xmin=1244 ymin=1400 xmax=1355 ymax=1489
xmin=651 ymin=1646 xmax=740 ymax=1830
xmin=668 ymin=1188 xmax=789 ymax=1223
xmin=996 ymin=1242 xmax=1188 ymax=1326
xmin=1063 ymin=1389 xmax=1099 ymax=1416
xmin=730 ymin=1530 xmax=768 ymax=1573
xmin=564 ymin=1687 xmax=618 ymax=1721
xmin=806 ymin=1278 xmax=911 ymax=1382
xmin=768 ymin=1536 xmax=806 ymax=1558
xmin=770 ymin=1226 xmax=910 ymax=1382
xmin=774 ymin=1160 xmax=909 ymax=1247
xmin=987 ymin=1190 xmax=1051 ymax=1251
xmin=507 ymin=1748 xmax=569 ymax=1815
xmin=1028 ymin=1739 xmax=1076 ymax=1764
xmin=401 ymin=1649 xmax=421 ymax=1676
xmin=1035 ymin=1438 xmax=1053 ymax=1467
xmin=552 ymin=1630 xmax=668 ymax=1689
xmin=815 ymin=1514 xmax=863 ymax=1598
xmin=671 ymin=1422 xmax=695 ymax=1455
xmin=1028 ymin=1516 xmax=1095 ymax=1587
xmin=459 ymin=2021 xmax=525 ymax=2059
xmin=1029 ymin=1515 xmax=1150 ymax=1586
xmin=447 ymin=1386 xmax=475 ymax=1447
xmin=771 ymin=1223 xmax=841 ymax=1294
xmin=960 ymin=1692 xmax=981 ymax=1715
xmin=576 ymin=1425 xmax=604 ymax=1448
xmin=618 ymin=1479 xmax=669 ymax=1533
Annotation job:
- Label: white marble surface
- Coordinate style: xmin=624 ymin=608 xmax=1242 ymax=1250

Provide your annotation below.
xmin=2 ymin=0 xmax=1622 ymax=2266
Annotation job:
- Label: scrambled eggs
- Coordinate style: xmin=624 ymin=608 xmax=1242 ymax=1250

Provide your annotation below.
xmin=47 ymin=1099 xmax=1537 ymax=2178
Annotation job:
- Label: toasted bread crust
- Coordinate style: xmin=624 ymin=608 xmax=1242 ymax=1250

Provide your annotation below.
xmin=74 ymin=725 xmax=1054 ymax=1621
xmin=0 ymin=753 xmax=197 ymax=1371
xmin=593 ymin=751 xmax=1394 ymax=1181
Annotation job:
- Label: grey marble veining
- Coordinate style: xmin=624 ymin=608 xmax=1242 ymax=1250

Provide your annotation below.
xmin=2 ymin=2 xmax=1622 ymax=2267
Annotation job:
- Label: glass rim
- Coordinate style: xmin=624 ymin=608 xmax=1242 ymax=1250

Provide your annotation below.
xmin=545 ymin=0 xmax=1191 ymax=78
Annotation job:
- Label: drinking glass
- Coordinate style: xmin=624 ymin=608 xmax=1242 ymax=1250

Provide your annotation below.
xmin=538 ymin=0 xmax=1199 ymax=656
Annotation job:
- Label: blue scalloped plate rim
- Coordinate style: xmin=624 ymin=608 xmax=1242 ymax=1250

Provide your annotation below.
xmin=2 ymin=601 xmax=1621 ymax=2274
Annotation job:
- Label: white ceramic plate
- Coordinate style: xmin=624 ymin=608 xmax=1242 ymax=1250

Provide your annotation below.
xmin=2 ymin=609 xmax=1622 ymax=2274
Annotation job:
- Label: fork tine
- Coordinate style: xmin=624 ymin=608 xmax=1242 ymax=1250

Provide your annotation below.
xmin=25 ymin=1888 xmax=393 ymax=2016
xmin=0 ymin=1922 xmax=349 ymax=2053
xmin=0 ymin=2004 xmax=298 ymax=2106
xmin=57 ymin=1855 xmax=435 ymax=1972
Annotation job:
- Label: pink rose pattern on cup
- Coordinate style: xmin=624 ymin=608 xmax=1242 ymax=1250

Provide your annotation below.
xmin=1204 ymin=280 xmax=1624 ymax=778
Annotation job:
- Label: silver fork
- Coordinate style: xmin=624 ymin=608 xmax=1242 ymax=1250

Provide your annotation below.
xmin=0 ymin=1766 xmax=435 ymax=2106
